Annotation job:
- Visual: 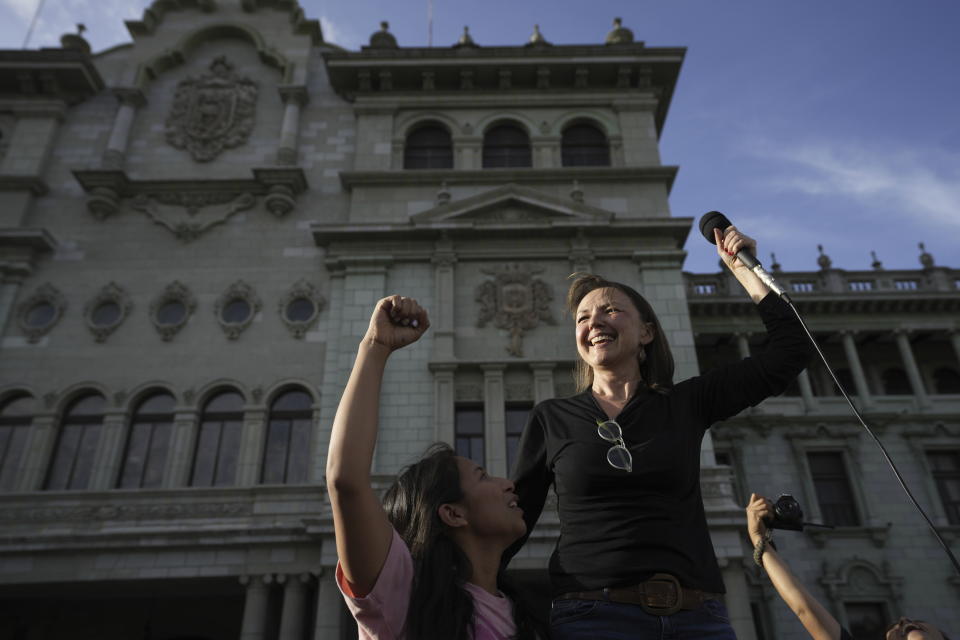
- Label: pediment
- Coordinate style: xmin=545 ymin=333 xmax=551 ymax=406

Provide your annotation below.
xmin=410 ymin=184 xmax=615 ymax=225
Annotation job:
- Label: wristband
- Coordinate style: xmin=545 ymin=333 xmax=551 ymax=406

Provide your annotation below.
xmin=753 ymin=530 xmax=775 ymax=568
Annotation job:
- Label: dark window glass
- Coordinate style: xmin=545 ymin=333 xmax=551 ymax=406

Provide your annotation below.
xmin=832 ymin=368 xmax=856 ymax=396
xmin=0 ymin=395 xmax=35 ymax=492
xmin=190 ymin=391 xmax=244 ymax=487
xmin=933 ymin=368 xmax=960 ymax=394
xmin=781 ymin=377 xmax=801 ymax=397
xmin=157 ymin=301 xmax=186 ymax=325
xmin=482 ymin=124 xmax=531 ymax=168
xmin=26 ymin=302 xmax=55 ymax=328
xmin=807 ymin=451 xmax=860 ymax=526
xmin=505 ymin=403 xmax=532 ymax=475
xmin=561 ymin=123 xmax=610 ymax=167
xmin=91 ymin=302 xmax=121 ymax=327
xmin=404 ymin=124 xmax=453 ymax=169
xmin=285 ymin=298 xmax=316 ymax=323
xmin=927 ymin=450 xmax=960 ymax=524
xmin=222 ymin=299 xmax=251 ymax=324
xmin=881 ymin=368 xmax=911 ymax=395
xmin=45 ymin=393 xmax=105 ymax=491
xmin=261 ymin=389 xmax=313 ymax=484
xmin=844 ymin=602 xmax=887 ymax=640
xmin=118 ymin=392 xmax=175 ymax=489
xmin=455 ymin=405 xmax=485 ymax=465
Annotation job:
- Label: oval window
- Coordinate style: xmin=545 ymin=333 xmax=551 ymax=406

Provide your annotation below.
xmin=25 ymin=302 xmax=56 ymax=328
xmin=91 ymin=301 xmax=121 ymax=327
xmin=222 ymin=298 xmax=252 ymax=324
xmin=285 ymin=297 xmax=315 ymax=322
xmin=157 ymin=300 xmax=186 ymax=325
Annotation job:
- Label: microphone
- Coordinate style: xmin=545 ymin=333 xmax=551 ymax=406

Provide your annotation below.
xmin=699 ymin=211 xmax=791 ymax=302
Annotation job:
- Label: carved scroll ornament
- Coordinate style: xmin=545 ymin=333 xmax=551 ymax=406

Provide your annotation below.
xmin=475 ymin=264 xmax=555 ymax=357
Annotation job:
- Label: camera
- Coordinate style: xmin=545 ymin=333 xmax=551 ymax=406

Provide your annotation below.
xmin=767 ymin=494 xmax=804 ymax=531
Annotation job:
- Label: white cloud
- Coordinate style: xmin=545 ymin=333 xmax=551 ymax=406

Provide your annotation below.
xmin=18 ymin=0 xmax=144 ymax=49
xmin=319 ymin=15 xmax=363 ymax=50
xmin=3 ymin=0 xmax=37 ymax=21
xmin=745 ymin=137 xmax=960 ymax=229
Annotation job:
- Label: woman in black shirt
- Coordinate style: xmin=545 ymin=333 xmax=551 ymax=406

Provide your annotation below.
xmin=508 ymin=225 xmax=813 ymax=639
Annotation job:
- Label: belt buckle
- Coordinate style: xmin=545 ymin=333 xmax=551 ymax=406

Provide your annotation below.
xmin=639 ymin=573 xmax=682 ymax=616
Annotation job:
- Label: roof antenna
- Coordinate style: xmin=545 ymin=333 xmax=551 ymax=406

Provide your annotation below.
xmin=427 ymin=0 xmax=434 ymax=46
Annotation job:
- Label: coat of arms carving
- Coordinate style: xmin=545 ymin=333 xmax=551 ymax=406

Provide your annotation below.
xmin=475 ymin=264 xmax=555 ymax=357
xmin=166 ymin=56 xmax=258 ymax=162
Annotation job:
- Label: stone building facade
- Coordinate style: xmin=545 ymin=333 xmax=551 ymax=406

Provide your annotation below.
xmin=0 ymin=2 xmax=957 ymax=638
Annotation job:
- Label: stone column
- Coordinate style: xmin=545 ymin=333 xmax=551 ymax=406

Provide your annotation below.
xmin=0 ymin=267 xmax=27 ymax=338
xmin=735 ymin=333 xmax=751 ymax=359
xmin=797 ymin=369 xmax=817 ymax=411
xmin=277 ymin=86 xmax=308 ymax=165
xmin=531 ymin=136 xmax=557 ymax=168
xmin=278 ymin=573 xmax=311 ymax=640
xmin=16 ymin=411 xmax=57 ymax=491
xmin=312 ymin=571 xmax=342 ymax=640
xmin=102 ymin=88 xmax=146 ymax=169
xmin=481 ymin=364 xmax=507 ymax=477
xmin=237 ymin=403 xmax=268 ymax=485
xmin=88 ymin=408 xmax=128 ymax=490
xmin=951 ymin=331 xmax=960 ymax=368
xmin=531 ymin=363 xmax=556 ymax=404
xmin=458 ymin=137 xmax=482 ymax=170
xmin=721 ymin=562 xmax=758 ymax=640
xmin=894 ymin=329 xmax=930 ymax=407
xmin=433 ymin=365 xmax=456 ymax=445
xmin=240 ymin=575 xmax=272 ymax=640
xmin=164 ymin=409 xmax=199 ymax=487
xmin=431 ymin=248 xmax=456 ymax=360
xmin=840 ymin=331 xmax=873 ymax=409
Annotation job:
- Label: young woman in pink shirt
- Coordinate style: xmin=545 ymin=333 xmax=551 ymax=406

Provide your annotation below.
xmin=326 ymin=295 xmax=536 ymax=640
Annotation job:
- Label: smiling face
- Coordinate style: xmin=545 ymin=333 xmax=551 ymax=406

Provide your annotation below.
xmin=885 ymin=619 xmax=946 ymax=640
xmin=444 ymin=456 xmax=526 ymax=544
xmin=575 ymin=287 xmax=654 ymax=378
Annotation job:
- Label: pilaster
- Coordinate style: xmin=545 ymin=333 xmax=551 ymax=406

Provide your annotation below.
xmin=16 ymin=412 xmax=57 ymax=491
xmin=530 ymin=363 xmax=556 ymax=404
xmin=840 ymin=331 xmax=874 ymax=410
xmin=894 ymin=329 xmax=930 ymax=408
xmin=102 ymin=88 xmax=146 ymax=169
xmin=240 ymin=574 xmax=273 ymax=640
xmin=277 ymin=85 xmax=308 ymax=165
xmin=481 ymin=364 xmax=507 ymax=476
xmin=278 ymin=573 xmax=311 ymax=640
xmin=87 ymin=409 xmax=128 ymax=490
xmin=237 ymin=404 xmax=268 ymax=485
xmin=164 ymin=409 xmax=199 ymax=487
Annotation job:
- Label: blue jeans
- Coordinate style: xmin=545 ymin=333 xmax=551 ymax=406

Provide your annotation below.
xmin=550 ymin=597 xmax=737 ymax=640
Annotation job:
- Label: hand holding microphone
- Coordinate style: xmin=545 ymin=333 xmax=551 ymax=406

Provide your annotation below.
xmin=699 ymin=211 xmax=791 ymax=302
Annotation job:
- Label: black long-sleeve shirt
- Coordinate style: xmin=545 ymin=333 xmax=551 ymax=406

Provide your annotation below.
xmin=509 ymin=293 xmax=813 ymax=597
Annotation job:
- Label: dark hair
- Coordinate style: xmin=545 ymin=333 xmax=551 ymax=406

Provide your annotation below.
xmin=883 ymin=618 xmax=951 ymax=640
xmin=383 ymin=443 xmax=540 ymax=640
xmin=566 ymin=273 xmax=675 ymax=393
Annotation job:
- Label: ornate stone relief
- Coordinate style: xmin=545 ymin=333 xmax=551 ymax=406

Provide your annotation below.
xmin=504 ymin=383 xmax=533 ymax=402
xmin=150 ymin=281 xmax=196 ymax=341
xmin=83 ymin=282 xmax=132 ymax=342
xmin=16 ymin=283 xmax=66 ymax=343
xmin=475 ymin=264 xmax=555 ymax=357
xmin=166 ymin=56 xmax=258 ymax=162
xmin=215 ymin=280 xmax=261 ymax=340
xmin=131 ymin=191 xmax=256 ymax=242
xmin=278 ymin=279 xmax=326 ymax=339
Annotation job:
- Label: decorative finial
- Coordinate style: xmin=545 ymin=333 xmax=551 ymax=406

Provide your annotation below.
xmin=870 ymin=250 xmax=883 ymax=271
xmin=817 ymin=244 xmax=832 ymax=270
xmin=60 ymin=23 xmax=91 ymax=53
xmin=77 ymin=24 xmax=86 ymax=35
xmin=605 ymin=16 xmax=634 ymax=45
xmin=368 ymin=21 xmax=398 ymax=49
xmin=770 ymin=252 xmax=782 ymax=273
xmin=525 ymin=24 xmax=551 ymax=48
xmin=453 ymin=25 xmax=478 ymax=48
xmin=570 ymin=180 xmax=584 ymax=203
xmin=918 ymin=242 xmax=934 ymax=269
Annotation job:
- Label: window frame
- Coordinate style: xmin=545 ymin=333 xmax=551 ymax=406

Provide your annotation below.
xmin=560 ymin=121 xmax=610 ymax=167
xmin=44 ymin=392 xmax=106 ymax=491
xmin=403 ymin=122 xmax=454 ymax=170
xmin=482 ymin=122 xmax=532 ymax=169
xmin=260 ymin=388 xmax=314 ymax=485
xmin=117 ymin=391 xmax=176 ymax=489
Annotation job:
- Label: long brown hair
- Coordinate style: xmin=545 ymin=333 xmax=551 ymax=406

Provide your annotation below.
xmin=566 ymin=273 xmax=675 ymax=393
xmin=383 ymin=443 xmax=541 ymax=640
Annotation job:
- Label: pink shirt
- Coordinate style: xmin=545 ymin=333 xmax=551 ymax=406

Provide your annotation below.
xmin=336 ymin=529 xmax=516 ymax=640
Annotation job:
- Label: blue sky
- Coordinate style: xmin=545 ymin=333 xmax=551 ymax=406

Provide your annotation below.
xmin=2 ymin=0 xmax=958 ymax=274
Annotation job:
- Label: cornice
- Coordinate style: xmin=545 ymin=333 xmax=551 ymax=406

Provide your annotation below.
xmin=339 ymin=165 xmax=678 ymax=190
xmin=0 ymin=175 xmax=49 ymax=195
xmin=0 ymin=228 xmax=57 ymax=252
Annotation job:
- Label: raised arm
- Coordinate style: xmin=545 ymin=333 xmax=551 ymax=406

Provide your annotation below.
xmin=326 ymin=295 xmax=430 ymax=595
xmin=747 ymin=493 xmax=842 ymax=640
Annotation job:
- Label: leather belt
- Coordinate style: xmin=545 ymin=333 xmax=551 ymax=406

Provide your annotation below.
xmin=556 ymin=573 xmax=721 ymax=616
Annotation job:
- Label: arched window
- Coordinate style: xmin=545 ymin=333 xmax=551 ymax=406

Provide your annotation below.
xmin=403 ymin=123 xmax=453 ymax=169
xmin=190 ymin=390 xmax=244 ymax=487
xmin=261 ymin=388 xmax=313 ymax=484
xmin=561 ymin=122 xmax=610 ymax=167
xmin=881 ymin=368 xmax=911 ymax=395
xmin=482 ymin=123 xmax=531 ymax=168
xmin=832 ymin=368 xmax=856 ymax=396
xmin=0 ymin=394 xmax=34 ymax=491
xmin=934 ymin=367 xmax=960 ymax=394
xmin=45 ymin=393 xmax=105 ymax=490
xmin=118 ymin=392 xmax=175 ymax=489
